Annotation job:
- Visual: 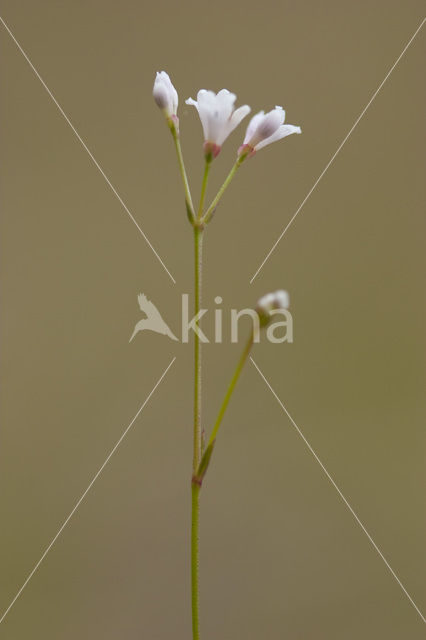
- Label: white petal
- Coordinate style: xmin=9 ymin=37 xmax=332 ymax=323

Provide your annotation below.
xmin=243 ymin=111 xmax=265 ymax=145
xmin=170 ymin=84 xmax=178 ymax=113
xmin=153 ymin=71 xmax=178 ymax=116
xmin=273 ymin=290 xmax=290 ymax=309
xmin=229 ymin=104 xmax=251 ymax=129
xmin=197 ymin=90 xmax=219 ymax=141
xmin=197 ymin=88 xmax=212 ymax=101
xmin=257 ymin=289 xmax=290 ymax=315
xmin=255 ymin=107 xmax=285 ymax=139
xmin=153 ymin=82 xmax=170 ymax=110
xmin=187 ymin=87 xmax=250 ymax=147
xmin=216 ymin=104 xmax=251 ymax=145
xmin=161 ymin=72 xmax=175 ymax=95
xmin=215 ymin=89 xmax=236 ymax=118
xmin=216 ymin=88 xmax=233 ymax=99
xmin=255 ymin=124 xmax=302 ymax=151
xmin=257 ymin=292 xmax=275 ymax=312
xmin=186 ymin=94 xmax=211 ymax=141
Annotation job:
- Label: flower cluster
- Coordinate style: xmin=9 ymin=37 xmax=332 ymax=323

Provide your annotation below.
xmin=153 ymin=71 xmax=301 ymax=159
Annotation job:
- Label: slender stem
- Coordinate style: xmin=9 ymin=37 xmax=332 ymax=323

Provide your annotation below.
xmin=191 ymin=482 xmax=201 ymax=640
xmin=202 ymin=158 xmax=243 ymax=224
xmin=207 ymin=331 xmax=254 ymax=448
xmin=171 ymin=128 xmax=195 ymax=217
xmin=193 ymin=330 xmax=255 ymax=487
xmin=193 ymin=226 xmax=203 ymax=469
xmin=191 ymin=222 xmax=203 ymax=639
xmin=198 ymin=159 xmax=211 ymax=220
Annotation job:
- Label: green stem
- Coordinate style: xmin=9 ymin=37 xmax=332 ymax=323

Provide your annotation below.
xmin=208 ymin=331 xmax=254 ymax=448
xmin=191 ymin=482 xmax=201 ymax=640
xmin=198 ymin=159 xmax=211 ymax=220
xmin=193 ymin=330 xmax=254 ymax=487
xmin=172 ymin=128 xmax=195 ymax=217
xmin=191 ymin=223 xmax=203 ymax=639
xmin=193 ymin=226 xmax=203 ymax=469
xmin=202 ymin=157 xmax=243 ymax=224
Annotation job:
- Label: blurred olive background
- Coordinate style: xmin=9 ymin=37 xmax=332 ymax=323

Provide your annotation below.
xmin=1 ymin=1 xmax=425 ymax=638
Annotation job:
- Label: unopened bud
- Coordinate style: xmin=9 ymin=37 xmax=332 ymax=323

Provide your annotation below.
xmin=256 ymin=289 xmax=290 ymax=325
xmin=153 ymin=71 xmax=178 ymax=119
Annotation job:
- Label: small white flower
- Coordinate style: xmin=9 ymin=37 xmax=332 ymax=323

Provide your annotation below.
xmin=186 ymin=89 xmax=251 ymax=158
xmin=256 ymin=290 xmax=290 ymax=323
xmin=153 ymin=71 xmax=178 ymax=119
xmin=239 ymin=106 xmax=301 ymax=157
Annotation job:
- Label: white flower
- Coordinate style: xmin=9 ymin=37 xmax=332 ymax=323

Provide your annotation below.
xmin=239 ymin=106 xmax=301 ymax=157
xmin=186 ymin=89 xmax=250 ymax=158
xmin=256 ymin=290 xmax=290 ymax=323
xmin=153 ymin=71 xmax=178 ymax=119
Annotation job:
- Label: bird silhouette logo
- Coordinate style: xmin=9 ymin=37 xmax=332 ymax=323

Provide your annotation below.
xmin=129 ymin=293 xmax=179 ymax=343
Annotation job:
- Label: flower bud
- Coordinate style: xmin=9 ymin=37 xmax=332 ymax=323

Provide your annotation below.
xmin=256 ymin=290 xmax=290 ymax=325
xmin=153 ymin=71 xmax=178 ymax=119
xmin=153 ymin=83 xmax=169 ymax=110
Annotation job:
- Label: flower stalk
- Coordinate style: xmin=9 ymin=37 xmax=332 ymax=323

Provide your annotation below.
xmin=202 ymin=155 xmax=245 ymax=224
xmin=193 ymin=330 xmax=254 ymax=486
xmin=170 ymin=125 xmax=195 ymax=220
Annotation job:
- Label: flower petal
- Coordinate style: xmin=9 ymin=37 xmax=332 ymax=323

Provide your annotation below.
xmin=255 ymin=124 xmax=302 ymax=151
xmin=255 ymin=107 xmax=285 ymax=140
xmin=186 ymin=93 xmax=211 ymax=141
xmin=216 ymin=104 xmax=251 ymax=145
xmin=185 ymin=97 xmax=198 ymax=108
xmin=215 ymin=89 xmax=236 ymax=117
xmin=197 ymin=90 xmax=220 ymax=141
xmin=187 ymin=87 xmax=251 ymax=149
xmin=154 ymin=71 xmax=178 ymax=116
xmin=243 ymin=111 xmax=265 ymax=145
xmin=229 ymin=104 xmax=251 ymax=130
